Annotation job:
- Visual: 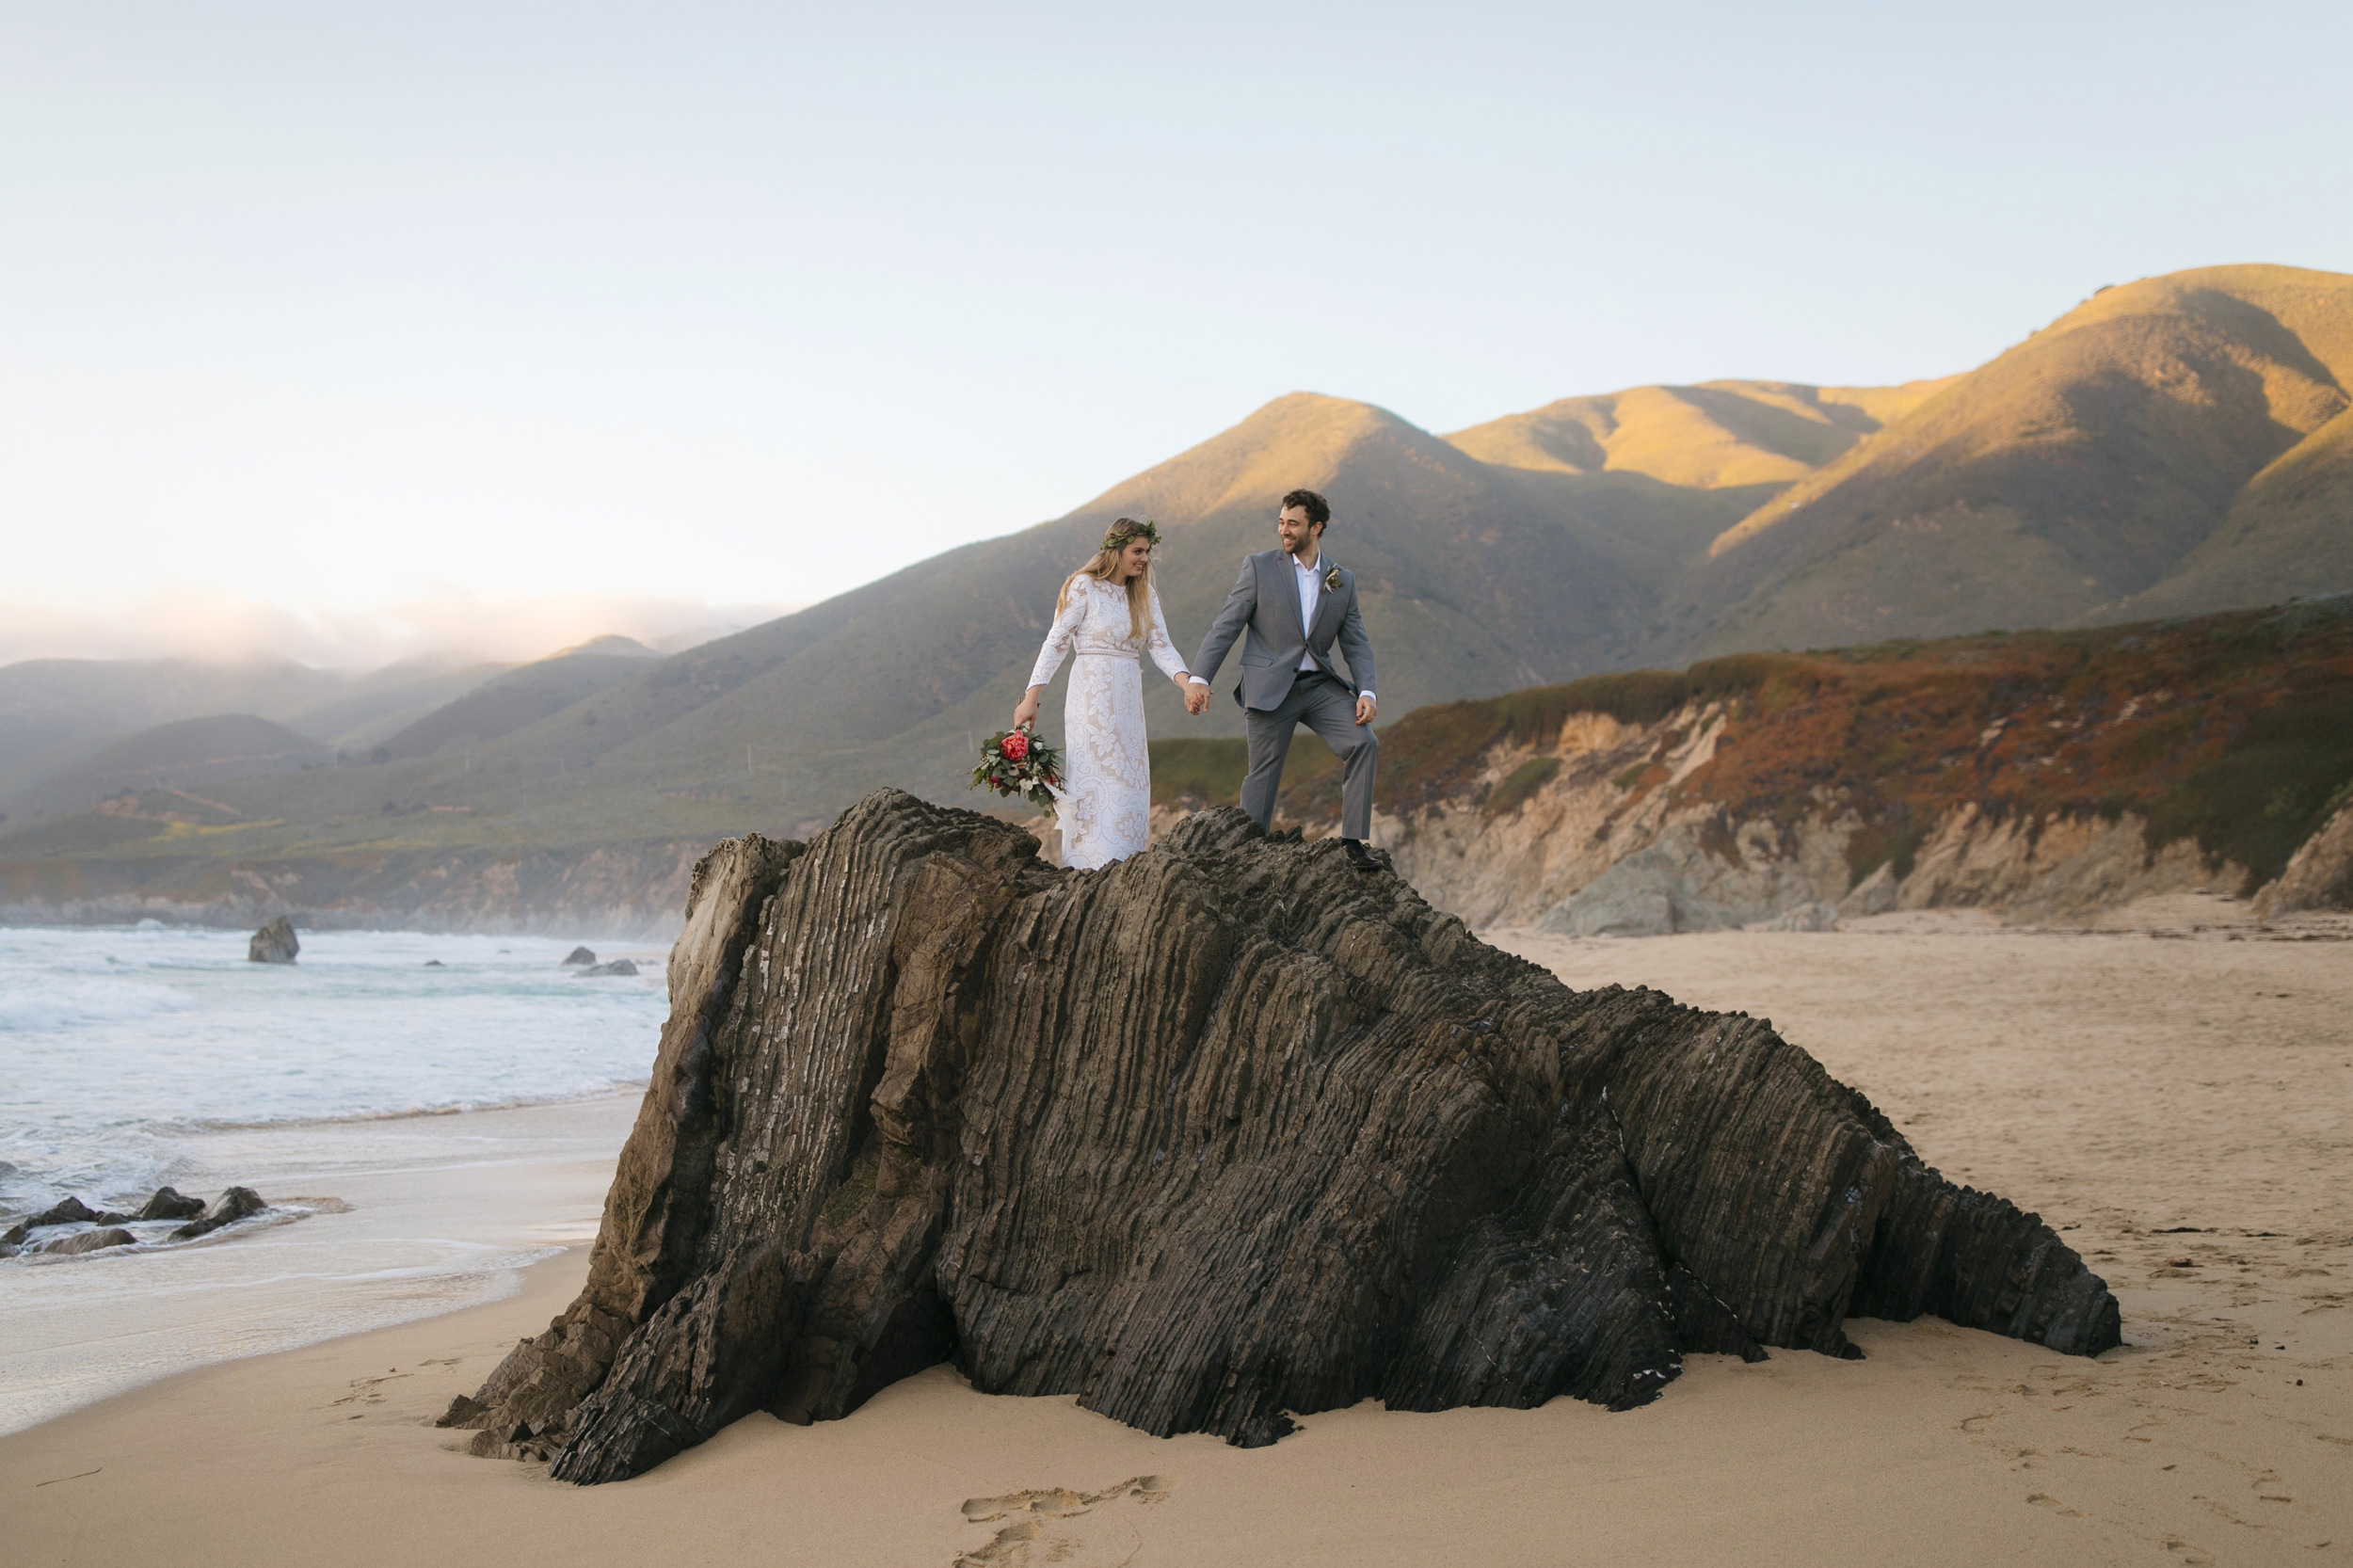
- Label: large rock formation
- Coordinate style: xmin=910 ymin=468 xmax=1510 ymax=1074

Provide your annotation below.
xmin=444 ymin=790 xmax=2120 ymax=1483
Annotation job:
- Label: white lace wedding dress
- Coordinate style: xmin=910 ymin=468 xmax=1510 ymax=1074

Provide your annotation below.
xmin=1026 ymin=575 xmax=1190 ymax=870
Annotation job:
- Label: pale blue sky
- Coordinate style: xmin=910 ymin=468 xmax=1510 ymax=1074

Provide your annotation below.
xmin=3 ymin=1 xmax=2346 ymax=663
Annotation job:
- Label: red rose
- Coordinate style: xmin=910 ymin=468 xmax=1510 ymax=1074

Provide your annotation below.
xmin=1000 ymin=731 xmax=1030 ymax=762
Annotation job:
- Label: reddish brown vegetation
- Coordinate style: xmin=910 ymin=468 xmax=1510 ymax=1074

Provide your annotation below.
xmin=1212 ymin=596 xmax=2353 ymax=889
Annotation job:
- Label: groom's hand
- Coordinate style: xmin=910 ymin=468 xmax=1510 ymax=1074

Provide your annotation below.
xmin=1354 ymin=693 xmax=1377 ymax=726
xmin=1184 ymin=680 xmax=1210 ymax=716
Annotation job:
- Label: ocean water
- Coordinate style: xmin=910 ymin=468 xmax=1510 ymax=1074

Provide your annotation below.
xmin=0 ymin=924 xmax=666 ymax=1435
xmin=0 ymin=924 xmax=666 ymax=1212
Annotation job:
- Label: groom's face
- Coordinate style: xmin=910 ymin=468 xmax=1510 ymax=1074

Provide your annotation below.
xmin=1276 ymin=504 xmax=1323 ymax=559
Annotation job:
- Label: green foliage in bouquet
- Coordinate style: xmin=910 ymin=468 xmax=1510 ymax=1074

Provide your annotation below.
xmin=971 ymin=727 xmax=1063 ymax=812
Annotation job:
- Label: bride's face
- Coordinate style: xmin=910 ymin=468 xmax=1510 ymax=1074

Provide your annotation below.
xmin=1119 ymin=539 xmax=1152 ymax=581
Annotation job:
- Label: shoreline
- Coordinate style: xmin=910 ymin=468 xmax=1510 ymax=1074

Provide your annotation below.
xmin=108 ymin=1079 xmax=652 ymax=1139
xmin=4 ymin=919 xmax=2346 ymax=1564
xmin=0 ymin=1092 xmax=639 ymax=1438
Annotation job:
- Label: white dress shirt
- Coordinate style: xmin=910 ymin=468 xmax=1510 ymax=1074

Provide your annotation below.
xmin=1291 ymin=549 xmax=1371 ymax=703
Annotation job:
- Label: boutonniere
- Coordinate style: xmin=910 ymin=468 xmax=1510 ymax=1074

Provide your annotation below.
xmin=1322 ymin=565 xmax=1342 ymax=593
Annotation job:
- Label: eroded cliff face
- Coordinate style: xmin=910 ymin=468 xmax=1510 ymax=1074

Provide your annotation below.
xmin=445 ymin=789 xmax=2118 ymax=1484
xmin=2255 ymin=802 xmax=2353 ymax=920
xmin=1289 ymin=600 xmax=2353 ymax=933
xmin=1379 ymin=701 xmax=2244 ymax=935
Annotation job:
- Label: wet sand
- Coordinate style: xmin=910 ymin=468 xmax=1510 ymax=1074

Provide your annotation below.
xmin=4 ymin=896 xmax=2346 ymax=1566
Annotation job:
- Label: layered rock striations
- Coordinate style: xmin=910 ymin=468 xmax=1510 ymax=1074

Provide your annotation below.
xmin=446 ymin=790 xmax=2120 ymax=1483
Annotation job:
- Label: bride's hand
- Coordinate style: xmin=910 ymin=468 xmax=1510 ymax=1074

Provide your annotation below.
xmin=1012 ymin=689 xmax=1040 ymax=730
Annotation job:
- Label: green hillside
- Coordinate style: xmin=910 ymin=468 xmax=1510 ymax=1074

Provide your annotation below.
xmin=379 ymin=636 xmax=656 ymax=760
xmin=275 ymin=659 xmax=513 ymax=751
xmin=9 ymin=714 xmax=328 ymax=815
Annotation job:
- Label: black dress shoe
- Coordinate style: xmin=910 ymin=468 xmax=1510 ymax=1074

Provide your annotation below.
xmin=1342 ymin=839 xmax=1380 ymax=872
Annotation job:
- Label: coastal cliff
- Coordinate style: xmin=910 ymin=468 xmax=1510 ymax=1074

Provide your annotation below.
xmin=444 ymin=789 xmax=2118 ymax=1483
xmin=1280 ymin=594 xmax=2353 ymax=933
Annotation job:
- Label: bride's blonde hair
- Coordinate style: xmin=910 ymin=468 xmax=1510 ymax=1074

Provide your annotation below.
xmin=1058 ymin=518 xmax=1160 ymax=641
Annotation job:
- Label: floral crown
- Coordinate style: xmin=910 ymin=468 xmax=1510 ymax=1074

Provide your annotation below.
xmin=1101 ymin=517 xmax=1162 ymax=552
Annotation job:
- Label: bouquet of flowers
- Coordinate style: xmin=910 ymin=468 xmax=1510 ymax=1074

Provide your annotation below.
xmin=970 ymin=725 xmax=1063 ymax=811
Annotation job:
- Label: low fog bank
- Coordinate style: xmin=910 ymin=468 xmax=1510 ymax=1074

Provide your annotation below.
xmin=0 ymin=589 xmax=799 ymax=673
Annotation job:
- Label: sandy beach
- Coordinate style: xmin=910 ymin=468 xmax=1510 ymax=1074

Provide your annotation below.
xmin=4 ymin=894 xmax=2346 ymax=1566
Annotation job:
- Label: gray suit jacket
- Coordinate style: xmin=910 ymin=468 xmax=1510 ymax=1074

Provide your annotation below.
xmin=1191 ymin=549 xmax=1378 ymax=712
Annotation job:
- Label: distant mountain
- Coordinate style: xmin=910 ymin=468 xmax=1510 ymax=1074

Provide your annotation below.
xmin=1680 ymin=264 xmax=2353 ymax=653
xmin=8 ymin=713 xmax=329 ymax=814
xmin=377 ymin=636 xmax=658 ymax=760
xmin=1440 ymin=378 xmax=1957 ymax=631
xmin=0 ymin=657 xmax=338 ymax=774
xmin=1447 ymin=378 xmax=1955 ymax=488
xmin=0 ymin=653 xmax=511 ymax=803
xmin=275 ymin=659 xmax=513 ymax=751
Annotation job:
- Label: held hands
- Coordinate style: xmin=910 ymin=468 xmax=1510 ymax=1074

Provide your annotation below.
xmin=1183 ymin=678 xmax=1210 ymax=716
xmin=1354 ymin=693 xmax=1377 ymax=726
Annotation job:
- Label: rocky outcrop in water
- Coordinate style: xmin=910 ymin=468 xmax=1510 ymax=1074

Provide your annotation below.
xmin=1 ymin=1186 xmax=259 ymax=1257
xmin=171 ymin=1187 xmax=267 ymax=1240
xmin=4 ymin=1196 xmax=119 ymax=1240
xmin=442 ymin=790 xmax=2121 ymax=1483
xmin=136 ymin=1187 xmax=205 ymax=1222
xmin=248 ymin=917 xmax=298 ymax=964
xmin=43 ymin=1227 xmax=137 ymax=1256
xmin=562 ymin=947 xmax=598 ymax=967
xmin=571 ymin=959 xmax=639 ymax=978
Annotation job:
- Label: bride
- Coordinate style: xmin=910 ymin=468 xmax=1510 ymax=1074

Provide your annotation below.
xmin=1013 ymin=518 xmax=1193 ymax=870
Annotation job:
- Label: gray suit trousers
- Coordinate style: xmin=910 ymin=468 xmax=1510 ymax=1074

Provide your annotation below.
xmin=1241 ymin=672 xmax=1378 ymax=841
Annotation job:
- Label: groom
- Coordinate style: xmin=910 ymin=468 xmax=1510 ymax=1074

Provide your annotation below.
xmin=1186 ymin=488 xmax=1383 ymax=871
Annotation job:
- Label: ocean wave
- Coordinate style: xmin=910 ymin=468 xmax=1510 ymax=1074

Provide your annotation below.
xmin=0 ymin=925 xmax=666 ymax=1213
xmin=0 ymin=975 xmax=195 ymax=1032
xmin=0 ymin=1082 xmax=648 ymax=1213
xmin=147 ymin=1078 xmax=653 ymax=1135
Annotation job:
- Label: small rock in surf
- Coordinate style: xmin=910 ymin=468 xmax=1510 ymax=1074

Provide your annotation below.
xmin=172 ymin=1186 xmax=268 ymax=1241
xmin=248 ymin=916 xmax=299 ymax=965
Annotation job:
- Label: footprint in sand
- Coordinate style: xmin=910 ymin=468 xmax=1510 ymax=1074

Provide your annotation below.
xmin=955 ymin=1476 xmax=1173 ymax=1567
xmin=328 ymin=1370 xmax=412 ymax=1408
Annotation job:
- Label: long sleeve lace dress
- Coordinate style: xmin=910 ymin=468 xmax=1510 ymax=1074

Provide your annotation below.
xmin=1026 ymin=575 xmax=1190 ymax=870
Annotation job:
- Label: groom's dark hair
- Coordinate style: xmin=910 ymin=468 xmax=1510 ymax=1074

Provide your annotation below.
xmin=1282 ymin=488 xmax=1330 ymax=530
